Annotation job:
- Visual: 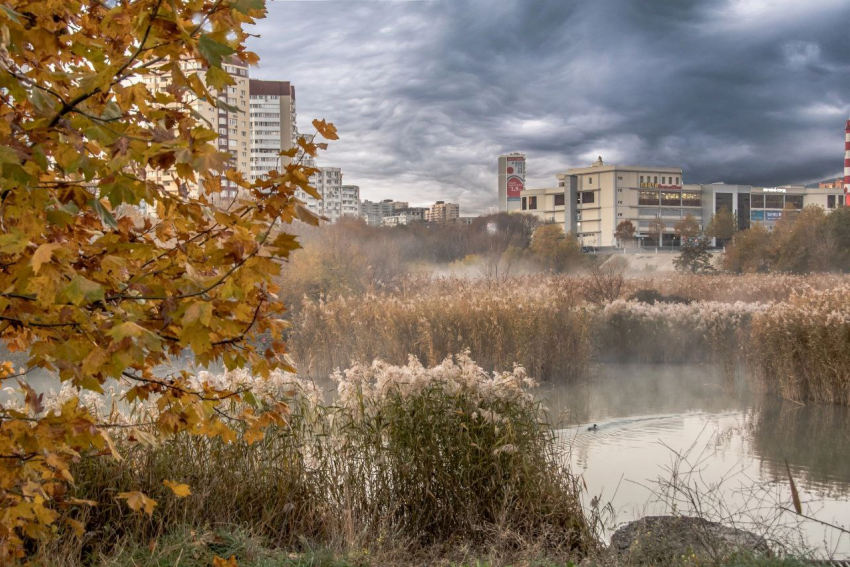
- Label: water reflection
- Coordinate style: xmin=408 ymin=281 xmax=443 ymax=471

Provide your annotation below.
xmin=544 ymin=363 xmax=850 ymax=558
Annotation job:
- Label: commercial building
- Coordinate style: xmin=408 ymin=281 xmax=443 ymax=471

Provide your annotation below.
xmin=249 ymin=79 xmax=297 ymax=181
xmin=552 ymin=157 xmax=685 ymax=247
xmin=693 ymin=183 xmax=844 ymax=243
xmin=819 ymin=178 xmax=843 ymax=189
xmin=142 ymin=59 xmax=250 ymax=203
xmin=517 ymin=156 xmax=845 ymax=248
xmin=361 ymin=199 xmax=409 ymax=226
xmin=426 ymin=201 xmax=460 ymax=224
xmin=498 ymin=153 xmax=525 ymax=213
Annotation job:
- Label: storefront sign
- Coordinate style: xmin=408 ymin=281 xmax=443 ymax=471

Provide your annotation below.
xmin=763 ymin=187 xmax=786 ymax=193
xmin=765 ymin=211 xmax=783 ymax=221
xmin=750 ymin=210 xmax=764 ymax=221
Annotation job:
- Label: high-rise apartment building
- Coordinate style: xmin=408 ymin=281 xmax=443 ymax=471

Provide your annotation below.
xmin=249 ymin=80 xmax=297 ymax=181
xmin=142 ymin=59 xmax=250 ymax=203
xmin=301 ymin=167 xmax=343 ymax=222
xmin=361 ymin=199 xmax=409 ymax=226
xmin=341 ymin=185 xmax=361 ymax=218
xmin=426 ymin=201 xmax=460 ymax=223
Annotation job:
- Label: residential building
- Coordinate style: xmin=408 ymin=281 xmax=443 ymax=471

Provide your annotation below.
xmin=143 ymin=59 xmax=250 ymax=203
xmin=426 ymin=201 xmax=460 ymax=223
xmin=341 ymin=185 xmax=361 ymax=218
xmin=361 ymin=199 xmax=409 ymax=226
xmin=249 ymin=79 xmax=297 ymax=181
xmin=300 ymin=167 xmax=343 ymax=222
xmin=498 ymin=153 xmax=525 ymax=213
xmin=382 ymin=207 xmax=429 ymax=226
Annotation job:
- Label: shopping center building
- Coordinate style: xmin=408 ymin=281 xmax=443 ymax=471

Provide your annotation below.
xmin=517 ymin=157 xmax=845 ymax=248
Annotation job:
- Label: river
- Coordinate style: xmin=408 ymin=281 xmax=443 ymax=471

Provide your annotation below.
xmin=545 ymin=363 xmax=850 ymax=558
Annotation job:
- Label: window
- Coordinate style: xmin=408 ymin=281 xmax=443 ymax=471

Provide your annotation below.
xmin=682 ymin=192 xmax=701 ymax=207
xmin=751 ymin=194 xmax=764 ymax=208
xmin=618 ymin=176 xmax=623 ymax=180
xmin=618 ymin=212 xmax=623 ymax=217
xmin=676 ymin=177 xmax=680 ymax=184
xmin=785 ymin=195 xmax=803 ymax=210
xmin=581 ymin=191 xmax=595 ymax=204
xmin=618 ymin=188 xmax=623 ymax=193
xmin=828 ymin=195 xmax=836 ymax=208
xmin=639 ymin=190 xmax=659 ymax=205
xmin=618 ymin=200 xmax=622 ymax=204
xmin=661 ymin=191 xmax=681 ymax=206
xmin=662 ymin=177 xmax=666 ymax=184
xmin=588 ymin=177 xmax=593 ymax=185
xmin=654 ymin=176 xmax=658 ymax=183
xmin=640 ymin=176 xmax=644 ymax=183
xmin=554 ymin=194 xmax=565 ymax=206
xmin=765 ymin=194 xmax=784 ymax=209
xmin=528 ymin=196 xmax=537 ymax=210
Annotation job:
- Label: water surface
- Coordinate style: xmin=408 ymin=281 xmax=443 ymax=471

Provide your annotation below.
xmin=545 ymin=363 xmax=850 ymax=558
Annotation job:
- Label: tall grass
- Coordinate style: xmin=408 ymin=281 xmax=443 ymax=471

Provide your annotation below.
xmin=289 ymin=278 xmax=593 ymax=383
xmin=38 ymin=355 xmax=593 ymax=563
xmin=287 ymin=275 xmax=850 ymax=405
xmin=746 ymin=287 xmax=850 ymax=405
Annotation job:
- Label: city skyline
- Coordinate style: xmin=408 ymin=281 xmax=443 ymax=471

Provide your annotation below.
xmin=249 ymin=0 xmax=849 ymax=214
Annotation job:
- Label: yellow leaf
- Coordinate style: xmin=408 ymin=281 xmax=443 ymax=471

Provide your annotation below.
xmin=31 ymin=243 xmax=61 ymax=274
xmin=117 ymin=491 xmax=157 ymax=516
xmin=162 ymin=480 xmax=192 ymax=498
xmin=64 ymin=517 xmax=86 ymax=538
xmin=101 ymin=431 xmax=123 ymax=461
xmin=213 ymin=556 xmax=239 ymax=567
xmin=311 ymin=119 xmax=339 ymax=141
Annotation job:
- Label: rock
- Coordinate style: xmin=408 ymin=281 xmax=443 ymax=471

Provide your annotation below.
xmin=609 ymin=516 xmax=770 ymax=565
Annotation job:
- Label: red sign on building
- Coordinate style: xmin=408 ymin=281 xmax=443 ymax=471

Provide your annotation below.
xmin=507 ymin=176 xmax=524 ymax=200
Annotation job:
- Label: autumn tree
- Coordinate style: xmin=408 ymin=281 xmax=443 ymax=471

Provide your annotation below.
xmin=674 ymin=214 xmax=700 ymax=243
xmin=647 ymin=218 xmax=666 ymax=247
xmin=614 ymin=220 xmax=635 ymax=247
xmin=0 ymin=0 xmax=336 ymax=557
xmin=706 ymin=208 xmax=737 ymax=246
xmin=529 ymin=224 xmax=582 ymax=272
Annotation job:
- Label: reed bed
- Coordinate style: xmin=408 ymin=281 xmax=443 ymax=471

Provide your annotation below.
xmin=289 ymin=275 xmax=850 ymax=405
xmin=289 ymin=278 xmax=593 ymax=383
xmin=34 ymin=355 xmax=593 ymax=563
xmin=746 ymin=287 xmax=850 ymax=405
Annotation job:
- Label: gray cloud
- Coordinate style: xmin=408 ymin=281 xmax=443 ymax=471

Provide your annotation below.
xmin=250 ymin=0 xmax=850 ymax=214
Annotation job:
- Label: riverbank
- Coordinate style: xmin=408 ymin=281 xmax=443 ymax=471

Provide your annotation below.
xmin=65 ymin=523 xmax=818 ymax=567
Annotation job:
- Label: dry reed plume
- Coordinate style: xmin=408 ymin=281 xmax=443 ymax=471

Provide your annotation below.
xmin=27 ymin=355 xmax=593 ymax=563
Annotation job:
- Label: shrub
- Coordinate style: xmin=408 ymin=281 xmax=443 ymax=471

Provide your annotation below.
xmin=33 ymin=356 xmax=593 ymax=562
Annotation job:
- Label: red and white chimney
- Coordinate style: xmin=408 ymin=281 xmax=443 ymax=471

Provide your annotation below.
xmin=845 ymin=118 xmax=850 ymax=205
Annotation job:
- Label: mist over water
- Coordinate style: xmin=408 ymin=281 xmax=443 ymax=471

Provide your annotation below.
xmin=545 ymin=363 xmax=850 ymax=558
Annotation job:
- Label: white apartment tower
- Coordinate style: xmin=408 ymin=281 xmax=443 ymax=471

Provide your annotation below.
xmin=249 ymin=79 xmax=297 ymax=181
xmin=302 ymin=167 xmax=343 ymax=222
xmin=341 ymin=185 xmax=361 ymax=218
xmin=143 ymin=59 xmax=250 ymax=203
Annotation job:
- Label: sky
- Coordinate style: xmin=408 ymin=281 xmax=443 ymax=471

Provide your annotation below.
xmin=249 ymin=0 xmax=850 ymax=214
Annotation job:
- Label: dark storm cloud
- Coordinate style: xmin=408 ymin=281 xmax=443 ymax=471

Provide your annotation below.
xmin=251 ymin=0 xmax=850 ymax=213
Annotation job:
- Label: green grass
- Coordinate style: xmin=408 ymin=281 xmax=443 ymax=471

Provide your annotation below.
xmin=93 ymin=526 xmax=369 ymax=567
